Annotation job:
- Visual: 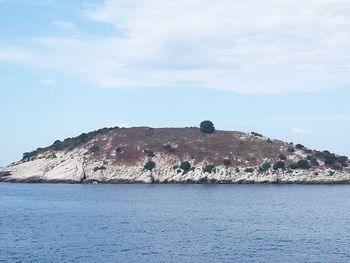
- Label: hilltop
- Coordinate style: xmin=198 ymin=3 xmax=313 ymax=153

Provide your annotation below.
xmin=1 ymin=122 xmax=349 ymax=184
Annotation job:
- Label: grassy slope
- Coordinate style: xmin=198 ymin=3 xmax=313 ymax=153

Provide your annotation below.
xmin=42 ymin=127 xmax=287 ymax=167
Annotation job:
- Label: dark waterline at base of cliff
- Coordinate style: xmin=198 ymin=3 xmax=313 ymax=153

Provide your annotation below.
xmin=1 ymin=184 xmax=350 ymax=262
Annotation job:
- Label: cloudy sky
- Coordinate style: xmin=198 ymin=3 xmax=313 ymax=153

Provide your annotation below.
xmin=1 ymin=0 xmax=350 ymax=166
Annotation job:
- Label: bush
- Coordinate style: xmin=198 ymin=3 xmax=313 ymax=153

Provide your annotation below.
xmin=295 ymin=144 xmax=305 ymax=150
xmin=304 ymin=149 xmax=312 ymax=154
xmin=287 ymin=147 xmax=295 ymax=153
xmin=203 ymin=164 xmax=215 ymax=173
xmin=244 ymin=168 xmax=254 ymax=173
xmin=328 ymin=171 xmax=335 ymax=176
xmin=180 ymin=161 xmax=191 ymax=172
xmin=296 ymin=159 xmax=310 ymax=169
xmin=223 ymin=159 xmax=232 ymax=166
xmin=144 ymin=149 xmax=155 ymax=157
xmin=338 ymin=156 xmax=348 ymax=164
xmin=115 ymin=146 xmax=123 ymax=153
xmin=200 ymin=120 xmax=215 ymax=134
xmin=76 ymin=133 xmax=89 ymax=144
xmin=163 ymin=144 xmax=175 ymax=153
xmin=258 ymin=162 xmax=271 ymax=173
xmin=53 ymin=140 xmax=63 ymax=151
xmin=315 ymin=151 xmax=325 ymax=158
xmin=144 ymin=161 xmax=156 ymax=171
xmin=279 ymin=154 xmax=287 ymax=160
xmin=235 ymin=168 xmax=240 ymax=173
xmin=251 ymin=132 xmax=263 ymax=137
xmin=273 ymin=161 xmax=286 ymax=170
xmin=22 ymin=150 xmax=38 ymax=161
xmin=90 ymin=145 xmax=100 ymax=153
xmin=93 ymin=166 xmax=106 ymax=172
xmin=289 ymin=160 xmax=311 ymax=169
xmin=324 ymin=154 xmax=337 ymax=166
xmin=289 ymin=163 xmax=299 ymax=169
xmin=307 ymin=156 xmax=319 ymax=166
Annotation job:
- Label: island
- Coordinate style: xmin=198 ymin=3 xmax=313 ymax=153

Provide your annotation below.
xmin=1 ymin=121 xmax=349 ymax=184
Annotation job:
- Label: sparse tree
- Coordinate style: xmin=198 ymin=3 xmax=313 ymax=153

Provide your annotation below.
xmin=279 ymin=154 xmax=287 ymax=160
xmin=200 ymin=120 xmax=215 ymax=134
xmin=180 ymin=161 xmax=191 ymax=172
xmin=258 ymin=162 xmax=271 ymax=173
xmin=144 ymin=161 xmax=156 ymax=171
xmin=273 ymin=161 xmax=286 ymax=170
xmin=223 ymin=159 xmax=232 ymax=167
xmin=203 ymin=164 xmax=215 ymax=173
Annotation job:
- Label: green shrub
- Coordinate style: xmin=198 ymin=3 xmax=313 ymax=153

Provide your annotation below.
xmin=144 ymin=161 xmax=156 ymax=171
xmin=287 ymin=147 xmax=295 ymax=153
xmin=22 ymin=150 xmax=38 ymax=161
xmin=199 ymin=120 xmax=215 ymax=134
xmin=223 ymin=159 xmax=232 ymax=166
xmin=203 ymin=164 xmax=215 ymax=173
xmin=244 ymin=168 xmax=254 ymax=173
xmin=289 ymin=163 xmax=299 ymax=169
xmin=258 ymin=162 xmax=271 ymax=173
xmin=163 ymin=144 xmax=175 ymax=153
xmin=93 ymin=166 xmax=106 ymax=172
xmin=115 ymin=147 xmax=123 ymax=153
xmin=273 ymin=161 xmax=286 ymax=170
xmin=304 ymin=149 xmax=312 ymax=154
xmin=307 ymin=156 xmax=319 ymax=166
xmin=296 ymin=159 xmax=310 ymax=169
xmin=324 ymin=155 xmax=337 ymax=166
xmin=338 ymin=156 xmax=348 ymax=164
xmin=235 ymin=168 xmax=240 ymax=173
xmin=289 ymin=160 xmax=310 ymax=169
xmin=279 ymin=154 xmax=287 ymax=160
xmin=53 ymin=140 xmax=63 ymax=151
xmin=144 ymin=149 xmax=155 ymax=157
xmin=76 ymin=133 xmax=89 ymax=144
xmin=251 ymin=132 xmax=263 ymax=137
xmin=180 ymin=161 xmax=191 ymax=172
xmin=328 ymin=171 xmax=335 ymax=176
xmin=295 ymin=144 xmax=305 ymax=150
xmin=90 ymin=145 xmax=100 ymax=153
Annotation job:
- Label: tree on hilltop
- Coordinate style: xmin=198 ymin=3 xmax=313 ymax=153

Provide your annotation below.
xmin=200 ymin=120 xmax=215 ymax=134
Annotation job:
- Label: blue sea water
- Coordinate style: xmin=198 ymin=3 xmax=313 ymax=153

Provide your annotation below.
xmin=1 ymin=184 xmax=350 ymax=262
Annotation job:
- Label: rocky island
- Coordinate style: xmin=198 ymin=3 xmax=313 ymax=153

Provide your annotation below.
xmin=1 ymin=121 xmax=349 ymax=184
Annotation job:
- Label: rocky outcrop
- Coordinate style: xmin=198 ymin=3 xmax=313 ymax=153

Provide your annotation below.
xmin=1 ymin=149 xmax=350 ymax=184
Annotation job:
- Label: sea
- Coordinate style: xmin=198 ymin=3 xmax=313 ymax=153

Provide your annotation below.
xmin=1 ymin=183 xmax=350 ymax=262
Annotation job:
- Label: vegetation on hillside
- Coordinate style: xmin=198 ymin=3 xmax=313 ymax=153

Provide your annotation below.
xmin=18 ymin=121 xmax=349 ymax=173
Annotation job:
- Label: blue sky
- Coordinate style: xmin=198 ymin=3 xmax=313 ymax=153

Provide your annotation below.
xmin=1 ymin=0 xmax=350 ymax=166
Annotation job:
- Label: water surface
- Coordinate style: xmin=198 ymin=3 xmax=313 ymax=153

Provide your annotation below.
xmin=1 ymin=184 xmax=350 ymax=262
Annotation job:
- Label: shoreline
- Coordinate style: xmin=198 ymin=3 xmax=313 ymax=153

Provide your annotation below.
xmin=2 ymin=175 xmax=350 ymax=185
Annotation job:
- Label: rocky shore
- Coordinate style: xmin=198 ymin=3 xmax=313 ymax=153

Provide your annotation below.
xmin=1 ymin=149 xmax=349 ymax=184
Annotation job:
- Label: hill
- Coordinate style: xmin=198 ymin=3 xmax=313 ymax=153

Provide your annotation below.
xmin=1 ymin=124 xmax=349 ymax=183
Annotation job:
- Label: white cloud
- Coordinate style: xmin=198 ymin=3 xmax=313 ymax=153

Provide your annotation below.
xmin=1 ymin=0 xmax=350 ymax=93
xmin=292 ymin=128 xmax=311 ymax=134
xmin=53 ymin=21 xmax=76 ymax=29
xmin=0 ymin=47 xmax=33 ymax=63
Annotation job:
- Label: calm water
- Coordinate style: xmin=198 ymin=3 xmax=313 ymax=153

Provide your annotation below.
xmin=1 ymin=184 xmax=350 ymax=262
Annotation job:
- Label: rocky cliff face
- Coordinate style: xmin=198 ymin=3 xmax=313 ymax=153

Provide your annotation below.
xmin=1 ymin=127 xmax=349 ymax=184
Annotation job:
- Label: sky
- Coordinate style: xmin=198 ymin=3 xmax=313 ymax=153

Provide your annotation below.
xmin=0 ymin=0 xmax=350 ymax=166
